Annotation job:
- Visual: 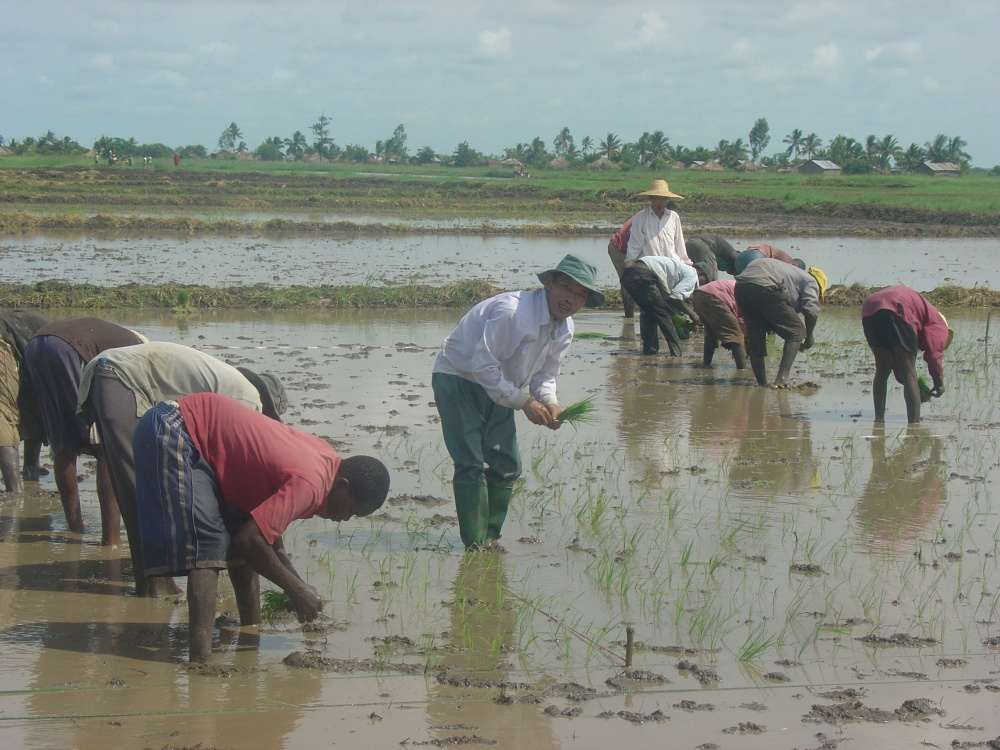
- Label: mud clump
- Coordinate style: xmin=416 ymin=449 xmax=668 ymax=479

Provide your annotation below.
xmin=605 ymin=669 xmax=670 ymax=690
xmin=857 ymin=632 xmax=938 ymax=647
xmin=803 ymin=697 xmax=943 ymax=724
xmin=676 ymin=659 xmax=721 ymax=686
xmin=596 ymin=709 xmax=669 ymax=724
xmin=282 ymin=650 xmax=423 ymax=674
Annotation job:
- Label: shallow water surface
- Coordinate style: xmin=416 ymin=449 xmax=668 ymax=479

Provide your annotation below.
xmin=2 ymin=233 xmax=997 ymax=290
xmin=1 ymin=306 xmax=998 ymax=748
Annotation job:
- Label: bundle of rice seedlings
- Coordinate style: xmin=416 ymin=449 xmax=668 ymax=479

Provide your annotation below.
xmin=261 ymin=589 xmax=293 ymax=622
xmin=574 ymin=331 xmax=608 ymax=339
xmin=558 ymin=395 xmax=598 ymax=425
xmin=918 ymin=376 xmax=933 ymax=403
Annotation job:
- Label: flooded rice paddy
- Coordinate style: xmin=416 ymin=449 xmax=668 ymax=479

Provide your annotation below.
xmin=2 ymin=232 xmax=999 ymax=290
xmin=1 ymin=235 xmax=999 ymax=749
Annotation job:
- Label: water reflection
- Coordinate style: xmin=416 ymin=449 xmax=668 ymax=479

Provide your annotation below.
xmin=685 ymin=386 xmax=820 ymax=498
xmin=425 ymin=552 xmax=557 ymax=747
xmin=856 ymin=424 xmax=946 ymax=556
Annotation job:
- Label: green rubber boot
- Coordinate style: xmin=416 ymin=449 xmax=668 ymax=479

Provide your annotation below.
xmin=486 ymin=486 xmax=514 ymax=542
xmin=454 ymin=483 xmax=488 ymax=550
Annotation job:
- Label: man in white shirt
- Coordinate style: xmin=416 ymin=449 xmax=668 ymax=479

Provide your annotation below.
xmin=622 ymin=256 xmax=703 ymax=356
xmin=432 ymin=255 xmax=604 ymax=550
xmin=624 ymin=180 xmax=691 ymax=268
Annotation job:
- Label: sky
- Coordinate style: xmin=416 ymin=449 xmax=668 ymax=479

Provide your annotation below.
xmin=3 ymin=0 xmax=999 ymax=166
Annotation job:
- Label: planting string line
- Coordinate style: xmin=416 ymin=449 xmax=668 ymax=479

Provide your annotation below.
xmin=504 ymin=589 xmax=628 ymax=666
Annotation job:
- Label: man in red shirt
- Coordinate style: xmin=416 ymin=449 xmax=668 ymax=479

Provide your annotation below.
xmin=133 ymin=392 xmax=390 ymax=663
xmin=608 ymin=219 xmax=635 ymax=318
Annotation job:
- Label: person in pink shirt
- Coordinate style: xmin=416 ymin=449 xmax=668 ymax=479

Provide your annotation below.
xmin=862 ymin=286 xmax=953 ymax=423
xmin=691 ymin=278 xmax=747 ymax=369
xmin=607 ymin=219 xmax=635 ymax=318
xmin=133 ymin=392 xmax=390 ymax=663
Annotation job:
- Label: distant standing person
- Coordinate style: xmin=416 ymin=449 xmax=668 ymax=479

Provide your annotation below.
xmin=734 ymin=252 xmax=826 ymax=387
xmin=624 ymin=180 xmax=690 ymax=268
xmin=432 ymin=255 xmax=604 ymax=550
xmin=173 ymin=153 xmax=180 ymax=167
xmin=0 ymin=311 xmax=52 ymax=492
xmin=77 ymin=342 xmax=288 ymax=597
xmin=862 ymin=286 xmax=953 ymax=424
xmin=607 ymin=219 xmax=635 ymax=318
xmin=24 ymin=317 xmax=143 ymax=542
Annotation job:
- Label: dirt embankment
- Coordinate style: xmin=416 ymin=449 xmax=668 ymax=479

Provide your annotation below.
xmin=1 ymin=167 xmax=998 ymax=238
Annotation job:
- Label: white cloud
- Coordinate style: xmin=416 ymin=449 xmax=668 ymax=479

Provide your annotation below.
xmin=269 ymin=68 xmax=297 ymax=85
xmin=809 ymin=42 xmax=841 ymax=76
xmin=476 ymin=27 xmax=511 ymax=60
xmin=86 ymin=19 xmax=123 ymax=44
xmin=87 ymin=53 xmax=116 ymax=75
xmin=865 ymin=39 xmax=922 ymax=65
xmin=144 ymin=70 xmax=186 ymax=90
xmin=199 ymin=41 xmax=236 ymax=66
xmin=613 ymin=11 xmax=669 ymax=52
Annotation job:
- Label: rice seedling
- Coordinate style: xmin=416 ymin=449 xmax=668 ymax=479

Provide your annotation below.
xmin=557 ymin=395 xmax=598 ymax=426
xmin=918 ymin=375 xmax=933 ymax=403
xmin=261 ymin=588 xmax=293 ymax=622
xmin=737 ymin=623 xmax=779 ymax=662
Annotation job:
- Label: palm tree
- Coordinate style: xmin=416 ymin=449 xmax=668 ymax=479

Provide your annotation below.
xmin=801 ymin=133 xmax=822 ymax=159
xmin=647 ymin=130 xmax=669 ymax=161
xmin=527 ymin=136 xmax=548 ymax=163
xmin=619 ymin=143 xmax=638 ymax=166
xmin=946 ymin=135 xmax=969 ymax=164
xmin=580 ymin=136 xmax=593 ymax=156
xmin=715 ymin=138 xmax=747 ymax=168
xmin=826 ymin=134 xmax=864 ymax=167
xmin=897 ymin=143 xmax=927 ymax=172
xmin=635 ymin=132 xmax=652 ymax=164
xmin=218 ymin=122 xmax=243 ymax=152
xmin=865 ymin=135 xmax=878 ymax=161
xmin=924 ymin=134 xmax=949 ymax=163
xmin=553 ymin=127 xmax=573 ymax=157
xmin=874 ymin=134 xmax=900 ymax=171
xmin=284 ymin=131 xmax=307 ymax=159
xmin=600 ymin=132 xmax=621 ymax=160
xmin=783 ymin=128 xmax=804 ymax=159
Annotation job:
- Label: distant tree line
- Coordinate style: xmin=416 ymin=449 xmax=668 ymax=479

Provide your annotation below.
xmin=0 ymin=116 xmax=988 ymax=173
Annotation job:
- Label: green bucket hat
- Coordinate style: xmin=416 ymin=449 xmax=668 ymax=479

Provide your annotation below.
xmin=537 ymin=254 xmax=606 ymax=308
xmin=236 ymin=367 xmax=289 ymax=422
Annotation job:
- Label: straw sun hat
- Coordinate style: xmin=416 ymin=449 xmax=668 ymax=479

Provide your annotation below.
xmin=635 ymin=179 xmax=684 ymax=200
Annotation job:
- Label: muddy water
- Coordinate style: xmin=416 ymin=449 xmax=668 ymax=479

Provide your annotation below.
xmin=2 ymin=233 xmax=998 ymax=289
xmin=2 ymin=303 xmax=998 ymax=749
